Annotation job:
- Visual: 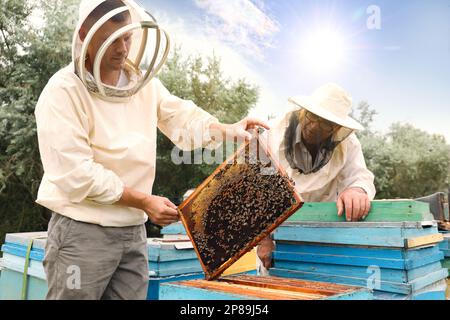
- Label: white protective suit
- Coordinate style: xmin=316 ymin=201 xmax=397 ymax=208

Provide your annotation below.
xmin=34 ymin=0 xmax=220 ymax=227
xmin=265 ymin=106 xmax=376 ymax=202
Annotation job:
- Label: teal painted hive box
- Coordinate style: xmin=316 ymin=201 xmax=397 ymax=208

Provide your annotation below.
xmin=147 ymin=237 xmax=203 ymax=277
xmin=287 ymin=200 xmax=434 ymax=223
xmin=147 ymin=237 xmax=203 ymax=300
xmin=270 ymin=201 xmax=448 ymax=300
xmin=0 ymin=232 xmax=47 ymax=300
xmin=160 ymin=275 xmax=373 ymax=300
xmin=161 ymin=222 xmax=186 ymax=235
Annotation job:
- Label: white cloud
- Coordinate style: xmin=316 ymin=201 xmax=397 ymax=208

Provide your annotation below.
xmin=154 ymin=9 xmax=281 ymax=122
xmin=193 ymin=0 xmax=279 ymax=60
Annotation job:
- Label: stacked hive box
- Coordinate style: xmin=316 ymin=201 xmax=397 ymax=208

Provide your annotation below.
xmin=160 ymin=222 xmax=258 ymax=276
xmin=269 ymin=201 xmax=449 ymax=300
xmin=147 ymin=236 xmax=204 ymax=300
xmin=0 ymin=232 xmax=47 ymax=300
xmin=0 ymin=232 xmax=204 ymax=300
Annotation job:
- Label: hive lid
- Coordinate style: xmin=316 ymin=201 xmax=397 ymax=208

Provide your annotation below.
xmin=178 ymin=130 xmax=303 ymax=280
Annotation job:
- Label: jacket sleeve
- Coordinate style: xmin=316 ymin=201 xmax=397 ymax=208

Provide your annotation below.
xmin=155 ymin=79 xmax=221 ymax=151
xmin=34 ymin=86 xmax=124 ymax=205
xmin=337 ymin=134 xmax=376 ymax=200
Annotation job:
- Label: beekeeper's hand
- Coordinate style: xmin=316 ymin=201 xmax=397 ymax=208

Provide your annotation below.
xmin=116 ymin=187 xmax=179 ymax=227
xmin=257 ymin=236 xmax=275 ymax=269
xmin=337 ymin=187 xmax=371 ymax=222
xmin=209 ymin=118 xmax=270 ymax=141
xmin=142 ymin=195 xmax=179 ymax=227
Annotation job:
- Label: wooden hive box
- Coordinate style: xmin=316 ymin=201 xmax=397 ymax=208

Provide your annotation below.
xmin=287 ymin=200 xmax=434 ymax=223
xmin=159 ymin=275 xmax=372 ymax=300
xmin=274 ymin=221 xmax=443 ymax=248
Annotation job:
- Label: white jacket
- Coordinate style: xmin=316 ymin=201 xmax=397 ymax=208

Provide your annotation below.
xmin=265 ymin=107 xmax=376 ymax=202
xmin=34 ymin=66 xmax=219 ymax=227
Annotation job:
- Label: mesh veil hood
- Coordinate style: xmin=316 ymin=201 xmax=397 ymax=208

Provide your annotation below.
xmin=71 ymin=0 xmax=170 ymax=102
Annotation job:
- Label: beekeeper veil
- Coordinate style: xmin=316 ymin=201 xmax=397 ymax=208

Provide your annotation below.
xmin=72 ymin=0 xmax=170 ymax=102
xmin=283 ymin=84 xmax=364 ymax=175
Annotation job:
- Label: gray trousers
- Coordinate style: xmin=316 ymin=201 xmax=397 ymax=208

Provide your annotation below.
xmin=43 ymin=213 xmax=149 ymax=300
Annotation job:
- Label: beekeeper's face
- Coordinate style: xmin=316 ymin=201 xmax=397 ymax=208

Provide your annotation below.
xmin=301 ymin=111 xmax=340 ymax=145
xmin=80 ymin=16 xmax=133 ymax=73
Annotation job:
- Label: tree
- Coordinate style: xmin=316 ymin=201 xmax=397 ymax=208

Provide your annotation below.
xmin=354 ymin=102 xmax=450 ymax=199
xmin=153 ymin=48 xmax=259 ymax=203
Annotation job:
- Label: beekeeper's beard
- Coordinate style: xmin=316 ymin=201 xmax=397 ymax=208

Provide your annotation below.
xmin=283 ymin=110 xmax=353 ymax=175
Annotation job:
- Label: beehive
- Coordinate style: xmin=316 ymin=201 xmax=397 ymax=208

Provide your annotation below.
xmin=178 ymin=133 xmax=302 ymax=280
xmin=271 ymin=213 xmax=449 ymax=300
xmin=160 ymin=275 xmax=372 ymax=300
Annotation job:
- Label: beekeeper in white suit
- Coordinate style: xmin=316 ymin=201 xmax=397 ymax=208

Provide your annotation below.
xmin=34 ymin=0 xmax=268 ymax=300
xmin=257 ymin=83 xmax=376 ymax=273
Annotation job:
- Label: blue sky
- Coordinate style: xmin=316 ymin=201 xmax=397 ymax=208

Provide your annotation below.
xmin=141 ymin=0 xmax=450 ymax=140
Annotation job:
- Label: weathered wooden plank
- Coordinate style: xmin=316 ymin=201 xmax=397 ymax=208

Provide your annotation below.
xmin=269 ymin=267 xmax=448 ymax=295
xmin=274 ymin=224 xmax=439 ymax=248
xmin=406 ymin=234 xmax=443 ymax=248
xmin=373 ymin=279 xmax=448 ymax=300
xmin=1 ymin=253 xmax=46 ymax=280
xmin=269 ymin=267 xmax=409 ymax=294
xmin=273 ymin=250 xmax=443 ymax=270
xmin=4 ymin=232 xmax=47 ymax=250
xmin=287 ymin=201 xmax=432 ymax=223
xmin=272 ymin=260 xmax=444 ymax=283
xmin=149 ymin=260 xmax=203 ymax=277
xmin=282 ymin=221 xmax=436 ymax=228
xmin=275 ymin=242 xmax=439 ymax=260
xmin=1 ymin=242 xmax=45 ymax=262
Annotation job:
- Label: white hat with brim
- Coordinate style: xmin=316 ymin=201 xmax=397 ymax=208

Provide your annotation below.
xmin=288 ymin=83 xmax=364 ymax=131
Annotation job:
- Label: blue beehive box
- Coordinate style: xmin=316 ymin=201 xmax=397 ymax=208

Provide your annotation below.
xmin=270 ymin=221 xmax=448 ymax=300
xmin=160 ymin=222 xmax=186 ymax=235
xmin=0 ymin=232 xmax=208 ymax=300
xmin=147 ymin=236 xmax=204 ymax=300
xmin=147 ymin=237 xmax=203 ymax=277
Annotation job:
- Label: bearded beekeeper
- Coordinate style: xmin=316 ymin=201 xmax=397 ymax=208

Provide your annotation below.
xmin=257 ymin=83 xmax=376 ymax=273
xmin=34 ymin=0 xmax=268 ymax=300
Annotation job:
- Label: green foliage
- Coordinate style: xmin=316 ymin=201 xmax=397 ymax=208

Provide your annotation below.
xmin=0 ymin=0 xmax=80 ymax=247
xmin=355 ymin=102 xmax=450 ymax=199
xmin=153 ymin=47 xmax=259 ymax=203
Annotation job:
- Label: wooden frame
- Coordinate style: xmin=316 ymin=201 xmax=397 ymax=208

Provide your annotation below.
xmin=177 ymin=132 xmax=303 ymax=280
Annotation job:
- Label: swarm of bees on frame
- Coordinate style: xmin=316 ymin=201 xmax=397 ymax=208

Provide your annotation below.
xmin=180 ymin=137 xmax=299 ymax=277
